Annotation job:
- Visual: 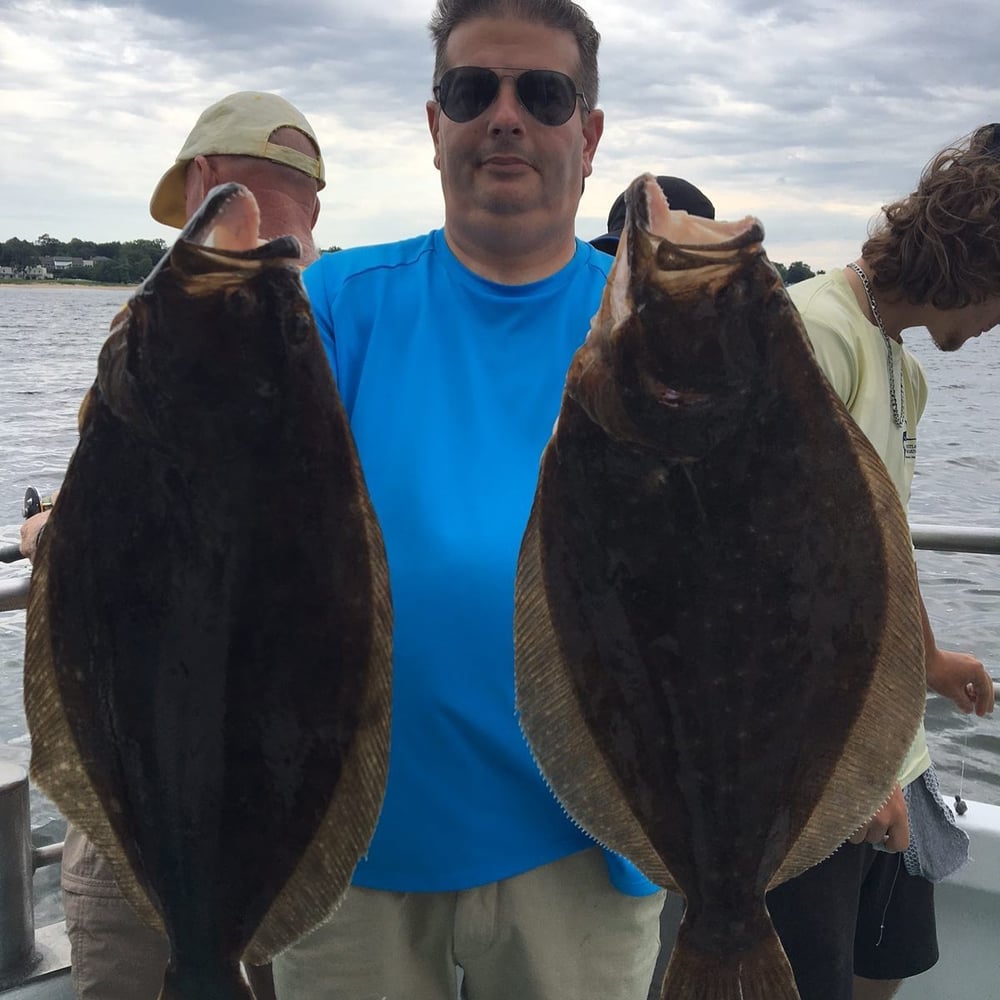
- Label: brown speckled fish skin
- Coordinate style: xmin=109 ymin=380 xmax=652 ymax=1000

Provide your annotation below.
xmin=515 ymin=174 xmax=925 ymax=1000
xmin=24 ymin=184 xmax=392 ymax=999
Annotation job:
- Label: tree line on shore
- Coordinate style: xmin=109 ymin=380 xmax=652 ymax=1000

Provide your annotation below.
xmin=1 ymin=234 xmax=168 ymax=284
xmin=1 ymin=234 xmax=823 ymax=286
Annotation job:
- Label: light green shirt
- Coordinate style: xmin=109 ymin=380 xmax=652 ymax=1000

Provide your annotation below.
xmin=789 ymin=269 xmax=930 ymax=786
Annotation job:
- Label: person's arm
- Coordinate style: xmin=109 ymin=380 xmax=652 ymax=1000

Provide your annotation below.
xmin=18 ymin=487 xmax=60 ymax=562
xmin=920 ymin=592 xmax=995 ymax=716
xmin=19 ymin=508 xmax=53 ymax=562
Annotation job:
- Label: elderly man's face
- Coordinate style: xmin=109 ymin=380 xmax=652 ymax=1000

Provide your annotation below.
xmin=427 ymin=16 xmax=602 ymax=241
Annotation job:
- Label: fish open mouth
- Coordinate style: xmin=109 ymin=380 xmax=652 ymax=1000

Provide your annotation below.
xmin=185 ymin=183 xmax=263 ymax=253
xmin=139 ymin=183 xmax=302 ymax=296
xmin=181 ymin=182 xmax=302 ymax=263
xmin=576 ymin=173 xmax=770 ymax=452
xmin=603 ymin=175 xmax=762 ymax=333
xmin=628 ymin=173 xmax=757 ymax=249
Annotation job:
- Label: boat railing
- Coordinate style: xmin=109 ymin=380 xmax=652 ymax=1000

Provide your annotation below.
xmin=1 ymin=521 xmax=999 ymax=988
xmin=909 ymin=524 xmax=1000 ymax=555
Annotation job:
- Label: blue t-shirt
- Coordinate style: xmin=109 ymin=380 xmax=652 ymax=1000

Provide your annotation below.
xmin=303 ymin=229 xmax=658 ymax=897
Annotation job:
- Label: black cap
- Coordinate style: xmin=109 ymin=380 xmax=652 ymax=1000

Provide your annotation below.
xmin=590 ymin=175 xmax=716 ymax=255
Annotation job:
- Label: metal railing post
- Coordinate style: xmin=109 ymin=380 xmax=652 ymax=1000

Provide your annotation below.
xmin=0 ymin=762 xmax=38 ymax=986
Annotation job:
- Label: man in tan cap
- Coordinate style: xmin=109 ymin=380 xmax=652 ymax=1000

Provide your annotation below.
xmin=150 ymin=90 xmax=325 ymax=262
xmin=19 ymin=90 xmax=325 ymax=568
xmin=28 ymin=90 xmax=326 ymax=1000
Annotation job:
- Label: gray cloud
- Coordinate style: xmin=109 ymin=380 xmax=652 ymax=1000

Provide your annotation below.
xmin=1 ymin=0 xmax=997 ymax=269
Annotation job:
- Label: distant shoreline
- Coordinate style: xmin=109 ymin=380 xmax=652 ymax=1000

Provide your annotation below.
xmin=0 ymin=281 xmax=135 ymax=291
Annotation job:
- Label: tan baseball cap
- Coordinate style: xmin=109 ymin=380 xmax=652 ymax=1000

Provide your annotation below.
xmin=150 ymin=91 xmax=326 ymax=228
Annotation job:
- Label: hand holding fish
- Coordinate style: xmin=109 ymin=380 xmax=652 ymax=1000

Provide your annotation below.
xmin=926 ymin=647 xmax=995 ymax=717
xmin=849 ymin=783 xmax=910 ymax=852
xmin=19 ymin=510 xmax=51 ymax=562
xmin=16 ymin=487 xmax=58 ymax=562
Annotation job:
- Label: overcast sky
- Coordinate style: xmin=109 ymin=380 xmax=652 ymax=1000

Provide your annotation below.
xmin=2 ymin=0 xmax=996 ymax=272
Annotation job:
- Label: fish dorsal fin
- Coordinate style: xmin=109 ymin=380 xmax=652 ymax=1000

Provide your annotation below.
xmin=515 ymin=481 xmax=679 ymax=893
xmin=243 ymin=500 xmax=393 ymax=964
xmin=24 ymin=533 xmax=165 ymax=934
xmin=771 ymin=408 xmax=925 ymax=886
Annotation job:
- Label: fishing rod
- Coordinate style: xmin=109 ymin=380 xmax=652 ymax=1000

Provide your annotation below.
xmin=0 ymin=487 xmax=56 ymax=563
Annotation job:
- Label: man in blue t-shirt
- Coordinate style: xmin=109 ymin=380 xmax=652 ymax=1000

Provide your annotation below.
xmin=271 ymin=2 xmax=666 ymax=999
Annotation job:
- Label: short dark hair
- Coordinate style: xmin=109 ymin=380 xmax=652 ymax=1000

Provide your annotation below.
xmin=863 ymin=124 xmax=1000 ymax=309
xmin=428 ymin=0 xmax=600 ymax=113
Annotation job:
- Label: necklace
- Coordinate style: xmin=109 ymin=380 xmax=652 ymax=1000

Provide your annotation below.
xmin=847 ymin=262 xmax=905 ymax=428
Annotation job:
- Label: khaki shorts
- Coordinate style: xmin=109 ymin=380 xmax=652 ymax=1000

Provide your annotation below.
xmin=272 ymin=847 xmax=665 ymax=1000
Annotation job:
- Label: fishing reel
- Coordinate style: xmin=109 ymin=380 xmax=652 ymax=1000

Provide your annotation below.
xmin=23 ymin=486 xmax=56 ymax=520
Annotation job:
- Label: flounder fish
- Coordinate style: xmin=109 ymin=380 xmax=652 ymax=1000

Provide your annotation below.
xmin=515 ymin=174 xmax=926 ymax=999
xmin=23 ymin=183 xmax=392 ymax=999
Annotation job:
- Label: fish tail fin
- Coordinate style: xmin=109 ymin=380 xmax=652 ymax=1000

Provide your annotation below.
xmin=659 ymin=923 xmax=800 ymax=1000
xmin=156 ymin=962 xmax=254 ymax=1000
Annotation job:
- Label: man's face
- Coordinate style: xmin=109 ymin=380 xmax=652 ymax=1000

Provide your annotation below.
xmin=925 ymin=294 xmax=1000 ymax=352
xmin=427 ymin=16 xmax=603 ymax=238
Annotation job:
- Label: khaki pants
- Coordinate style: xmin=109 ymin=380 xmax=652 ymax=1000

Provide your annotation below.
xmin=61 ymin=825 xmax=276 ymax=1000
xmin=272 ymin=847 xmax=665 ymax=1000
xmin=61 ymin=824 xmax=170 ymax=1000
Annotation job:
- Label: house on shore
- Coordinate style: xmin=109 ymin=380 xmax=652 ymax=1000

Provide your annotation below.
xmin=40 ymin=256 xmax=95 ymax=272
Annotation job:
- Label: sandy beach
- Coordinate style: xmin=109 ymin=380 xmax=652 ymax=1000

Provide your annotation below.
xmin=0 ymin=281 xmax=135 ymax=291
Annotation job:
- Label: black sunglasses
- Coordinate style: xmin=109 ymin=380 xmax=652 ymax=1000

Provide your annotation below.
xmin=433 ymin=66 xmax=589 ymax=127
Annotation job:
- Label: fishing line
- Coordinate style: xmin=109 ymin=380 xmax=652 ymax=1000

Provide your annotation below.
xmin=874 ymin=854 xmax=903 ymax=948
xmin=955 ymin=730 xmax=969 ymax=816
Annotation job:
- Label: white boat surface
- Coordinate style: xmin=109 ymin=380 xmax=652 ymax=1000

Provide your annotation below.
xmin=896 ymin=797 xmax=1000 ymax=999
